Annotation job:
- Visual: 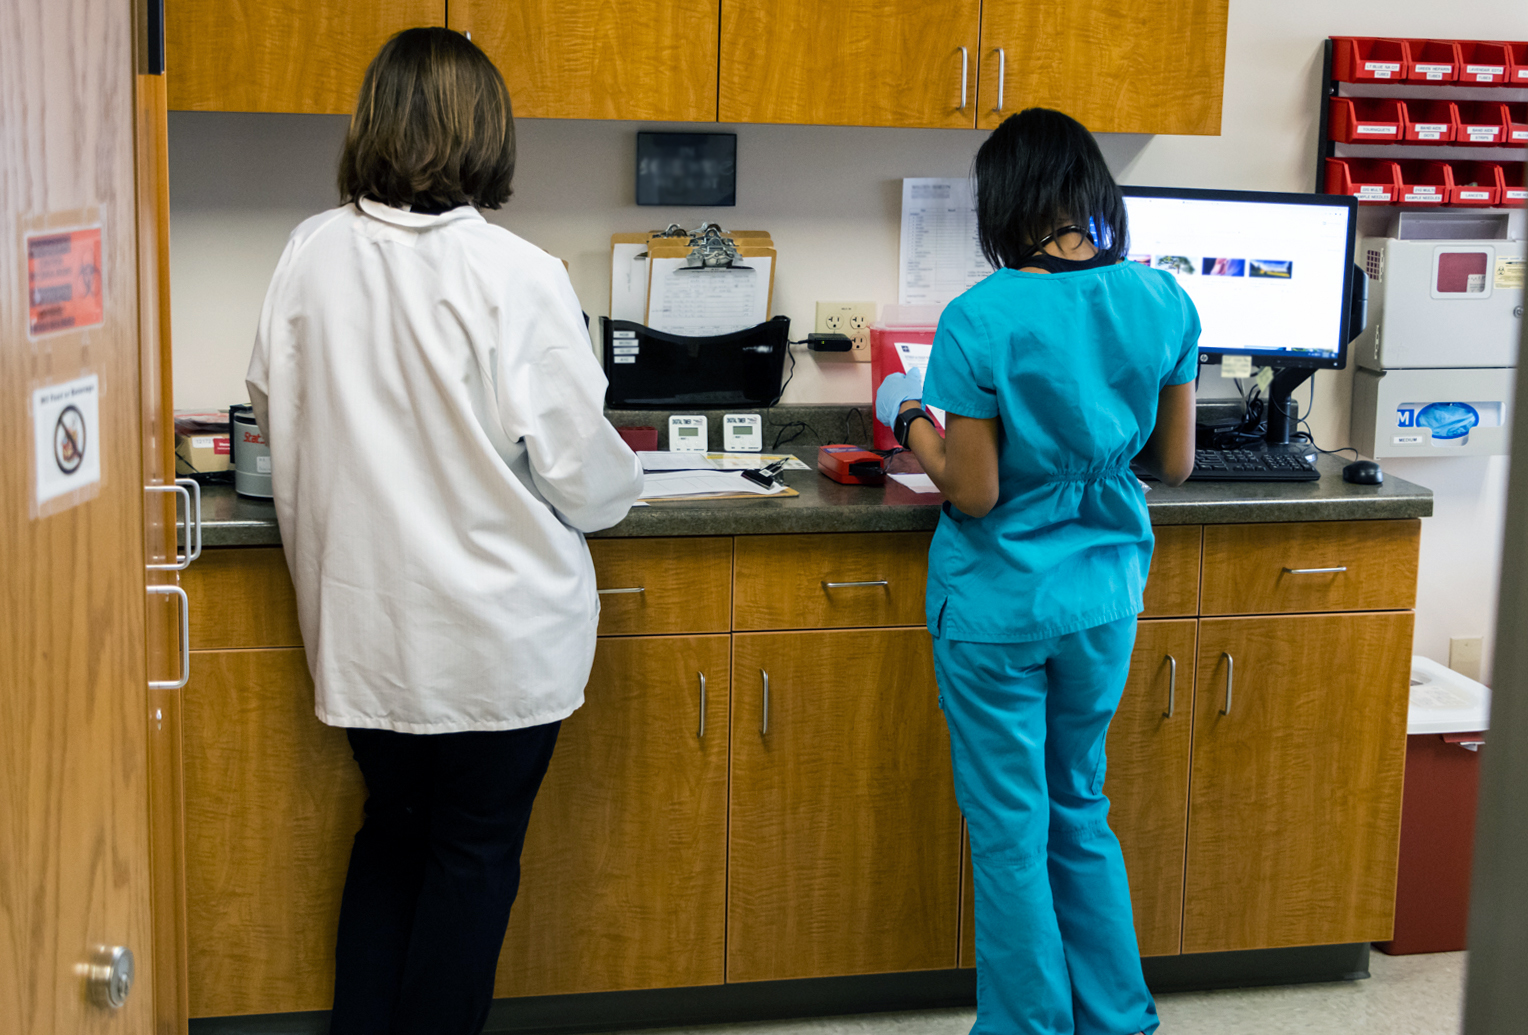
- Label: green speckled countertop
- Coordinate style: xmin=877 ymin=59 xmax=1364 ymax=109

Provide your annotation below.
xmin=194 ymin=453 xmax=1432 ymax=547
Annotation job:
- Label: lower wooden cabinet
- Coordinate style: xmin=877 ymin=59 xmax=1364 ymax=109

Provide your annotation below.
xmin=494 ymin=635 xmax=731 ymax=996
xmin=728 ymin=629 xmax=961 ymax=981
xmin=1183 ymin=612 xmax=1413 ymax=953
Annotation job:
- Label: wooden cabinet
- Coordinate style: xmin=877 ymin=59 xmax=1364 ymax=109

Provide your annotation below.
xmin=494 ymin=635 xmax=730 ymax=996
xmin=727 ymin=629 xmax=961 ymax=981
xmin=1107 ymin=619 xmax=1198 ymax=957
xmin=1141 ymin=525 xmax=1202 ymax=618
xmin=451 ymin=0 xmax=719 ymax=121
xmin=734 ymin=532 xmax=932 ymax=630
xmin=975 ymin=0 xmax=1229 ymax=134
xmin=589 ymin=536 xmax=733 ymax=636
xmin=181 ymin=546 xmax=301 ymax=649
xmin=1183 ymin=612 xmax=1413 ymax=953
xmin=718 ymin=0 xmax=982 ymax=128
xmin=1200 ymin=520 xmax=1421 ymax=616
xmin=166 ymin=0 xmax=443 ymax=114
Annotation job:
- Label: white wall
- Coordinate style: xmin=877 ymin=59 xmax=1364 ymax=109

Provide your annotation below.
xmin=167 ymin=0 xmax=1528 ymax=679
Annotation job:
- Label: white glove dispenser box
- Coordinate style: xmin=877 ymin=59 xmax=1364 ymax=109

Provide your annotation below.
xmin=1353 ymin=366 xmax=1514 ymax=458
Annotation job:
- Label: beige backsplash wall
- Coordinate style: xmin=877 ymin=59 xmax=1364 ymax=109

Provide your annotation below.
xmin=168 ymin=0 xmax=1525 ymax=679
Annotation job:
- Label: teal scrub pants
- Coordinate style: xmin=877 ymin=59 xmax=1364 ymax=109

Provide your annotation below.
xmin=934 ymin=616 xmax=1158 ymax=1035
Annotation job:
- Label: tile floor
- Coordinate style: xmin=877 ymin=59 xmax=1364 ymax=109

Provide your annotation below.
xmin=591 ymin=951 xmax=1466 ymax=1035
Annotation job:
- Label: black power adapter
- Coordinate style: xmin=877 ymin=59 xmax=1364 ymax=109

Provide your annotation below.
xmin=806 ymin=333 xmax=853 ymax=352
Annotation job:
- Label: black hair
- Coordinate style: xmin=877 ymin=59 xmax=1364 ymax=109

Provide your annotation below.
xmin=973 ymin=108 xmax=1128 ymax=270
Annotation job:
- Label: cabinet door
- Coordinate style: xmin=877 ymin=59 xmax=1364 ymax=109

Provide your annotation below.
xmin=729 ymin=629 xmax=961 ymax=981
xmin=977 ymin=0 xmax=1228 ymax=134
xmin=957 ymin=619 xmax=1196 ymax=963
xmin=719 ymin=0 xmax=981 ymax=128
xmin=183 ymin=649 xmax=364 ymax=1017
xmin=1183 ymin=612 xmax=1412 ymax=953
xmin=494 ymin=635 xmax=730 ymax=996
xmin=452 ymin=1 xmax=719 ymax=121
xmin=166 ymin=1 xmax=443 ymax=113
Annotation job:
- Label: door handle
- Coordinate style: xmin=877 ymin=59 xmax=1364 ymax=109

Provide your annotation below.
xmin=958 ymin=47 xmax=969 ymax=110
xmin=697 ymin=672 xmax=706 ymax=739
xmin=597 ymin=586 xmax=645 ymax=595
xmin=993 ymin=48 xmax=1006 ymax=112
xmin=148 ymin=585 xmax=189 ymax=690
xmin=1163 ymin=654 xmax=1177 ymax=718
xmin=822 ymin=580 xmax=889 ymax=589
xmin=760 ymin=668 xmax=770 ymax=736
xmin=1283 ymin=566 xmax=1347 ymax=574
xmin=145 ymin=478 xmax=202 ymax=571
xmin=1220 ymin=652 xmax=1234 ymax=716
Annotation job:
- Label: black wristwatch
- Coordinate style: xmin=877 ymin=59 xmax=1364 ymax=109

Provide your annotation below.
xmin=893 ymin=406 xmax=934 ymax=448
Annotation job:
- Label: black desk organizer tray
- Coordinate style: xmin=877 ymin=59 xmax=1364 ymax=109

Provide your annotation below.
xmin=600 ymin=316 xmax=790 ymax=409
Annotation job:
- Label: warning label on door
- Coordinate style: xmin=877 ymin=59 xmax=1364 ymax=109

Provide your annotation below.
xmin=33 ymin=374 xmax=102 ymax=510
xmin=27 ymin=226 xmax=104 ymax=338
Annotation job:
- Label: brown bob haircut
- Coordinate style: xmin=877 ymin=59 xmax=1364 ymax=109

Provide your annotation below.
xmin=338 ymin=27 xmax=515 ymax=212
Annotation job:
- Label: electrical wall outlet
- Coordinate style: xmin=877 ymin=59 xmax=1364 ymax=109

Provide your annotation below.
xmin=815 ymin=302 xmax=877 ymax=362
xmin=1449 ymin=636 xmax=1484 ymax=682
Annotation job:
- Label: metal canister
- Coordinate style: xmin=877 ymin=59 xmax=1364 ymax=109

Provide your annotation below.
xmin=229 ymin=404 xmax=273 ymax=499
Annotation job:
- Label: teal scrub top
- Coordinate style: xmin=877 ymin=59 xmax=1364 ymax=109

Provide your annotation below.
xmin=922 ymin=260 xmax=1201 ymax=643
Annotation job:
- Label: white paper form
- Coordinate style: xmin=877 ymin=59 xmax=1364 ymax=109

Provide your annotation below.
xmin=647 ymin=257 xmax=772 ymax=337
xmin=638 ymin=451 xmax=719 ymax=471
xmin=899 ymin=178 xmax=993 ymax=306
xmin=610 ymin=242 xmax=650 ymax=322
xmin=888 ymin=340 xmax=946 ymax=426
xmin=640 ymin=470 xmax=789 ymax=499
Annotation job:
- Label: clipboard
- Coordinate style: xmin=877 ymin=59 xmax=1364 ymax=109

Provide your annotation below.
xmin=611 ymin=225 xmax=774 ymax=327
xmin=645 ymin=238 xmax=776 ymax=337
xmin=642 ymin=485 xmax=799 ymax=503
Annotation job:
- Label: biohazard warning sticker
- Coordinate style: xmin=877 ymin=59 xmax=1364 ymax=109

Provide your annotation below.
xmin=27 ymin=226 xmax=104 ymax=338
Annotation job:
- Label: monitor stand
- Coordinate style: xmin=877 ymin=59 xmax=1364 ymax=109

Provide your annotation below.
xmin=1264 ymin=367 xmax=1316 ymax=459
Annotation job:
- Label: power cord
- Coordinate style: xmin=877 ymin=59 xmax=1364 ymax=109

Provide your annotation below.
xmin=769 ymin=340 xmax=802 ymax=407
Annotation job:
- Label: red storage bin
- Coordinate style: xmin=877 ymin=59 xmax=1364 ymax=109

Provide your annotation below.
xmin=1400 ymin=99 xmax=1458 ymax=144
xmin=1331 ymin=37 xmax=1407 ymax=82
xmin=1325 ymin=157 xmax=1403 ymax=204
xmin=1506 ymin=41 xmax=1528 ymax=84
xmin=1456 ymin=101 xmax=1510 ymax=145
xmin=1458 ymin=41 xmax=1511 ymax=84
xmin=1493 ymin=162 xmax=1528 ymax=205
xmin=1328 ymin=97 xmax=1404 ymax=142
xmin=1404 ymin=39 xmax=1461 ymax=82
xmin=1448 ymin=162 xmax=1504 ymax=207
xmin=1395 ymin=160 xmax=1451 ymax=206
xmin=1507 ymin=103 xmax=1528 ymax=146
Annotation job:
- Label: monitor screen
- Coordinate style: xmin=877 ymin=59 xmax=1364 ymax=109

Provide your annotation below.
xmin=1121 ymin=187 xmax=1357 ymax=369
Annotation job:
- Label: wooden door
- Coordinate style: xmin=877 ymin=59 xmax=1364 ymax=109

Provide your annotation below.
xmin=182 ymin=649 xmax=364 ymax=1017
xmin=495 ymin=636 xmax=730 ymax=996
xmin=166 ymin=0 xmax=444 ymax=113
xmin=452 ymin=1 xmax=719 ymax=121
xmin=958 ymin=618 xmax=1196 ymax=964
xmin=728 ymin=629 xmax=961 ymax=981
xmin=1 ymin=0 xmax=158 ymax=1030
xmin=976 ymin=0 xmax=1229 ymax=134
xmin=1106 ymin=619 xmax=1197 ymax=957
xmin=1183 ymin=613 xmax=1412 ymax=953
xmin=719 ymin=0 xmax=982 ymax=128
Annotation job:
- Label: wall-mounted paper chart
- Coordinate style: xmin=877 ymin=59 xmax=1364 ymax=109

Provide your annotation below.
xmin=899 ymin=178 xmax=993 ymax=306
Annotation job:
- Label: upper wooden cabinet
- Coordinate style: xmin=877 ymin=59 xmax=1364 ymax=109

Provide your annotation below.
xmin=166 ymin=0 xmax=443 ymax=114
xmin=451 ymin=0 xmax=719 ymax=121
xmin=977 ymin=0 xmax=1229 ymax=134
xmin=719 ymin=0 xmax=983 ymax=128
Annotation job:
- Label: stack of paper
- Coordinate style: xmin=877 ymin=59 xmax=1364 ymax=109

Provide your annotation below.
xmin=640 ymin=470 xmax=790 ymax=500
xmin=610 ymin=227 xmax=776 ymax=337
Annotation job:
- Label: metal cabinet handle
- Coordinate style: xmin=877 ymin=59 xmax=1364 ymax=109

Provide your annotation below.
xmin=958 ymin=47 xmax=969 ymax=109
xmin=822 ymin=580 xmax=889 ymax=589
xmin=1220 ymin=652 xmax=1234 ymax=716
xmin=1163 ymin=654 xmax=1177 ymax=718
xmin=145 ymin=478 xmax=201 ymax=571
xmin=760 ymin=668 xmax=770 ymax=736
xmin=993 ymin=48 xmax=1006 ymax=112
xmin=597 ymin=586 xmax=645 ymax=595
xmin=148 ymin=585 xmax=189 ymax=690
xmin=697 ymin=672 xmax=706 ymax=739
xmin=1283 ymin=566 xmax=1348 ymax=574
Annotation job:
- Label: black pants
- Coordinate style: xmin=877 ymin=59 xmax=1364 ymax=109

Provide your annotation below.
xmin=329 ymin=721 xmax=561 ymax=1035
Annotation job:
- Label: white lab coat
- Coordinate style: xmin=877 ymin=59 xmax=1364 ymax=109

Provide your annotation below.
xmin=247 ymin=199 xmax=643 ymax=734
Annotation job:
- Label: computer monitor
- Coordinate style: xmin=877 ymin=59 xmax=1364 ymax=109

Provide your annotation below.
xmin=1120 ymin=186 xmax=1360 ymax=444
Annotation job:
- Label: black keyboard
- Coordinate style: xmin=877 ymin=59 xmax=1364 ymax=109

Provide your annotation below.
xmin=1188 ymin=448 xmax=1320 ymax=482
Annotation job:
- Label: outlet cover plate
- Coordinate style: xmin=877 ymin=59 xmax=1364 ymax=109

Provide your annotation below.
xmin=815 ymin=301 xmax=877 ymax=362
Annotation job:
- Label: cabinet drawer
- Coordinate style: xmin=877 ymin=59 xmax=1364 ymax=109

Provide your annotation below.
xmin=182 ymin=547 xmax=302 ymax=650
xmin=1141 ymin=525 xmax=1202 ymax=618
xmin=589 ymin=537 xmax=732 ymax=636
xmin=733 ymin=533 xmax=931 ymax=631
xmin=1200 ymin=520 xmax=1420 ymax=616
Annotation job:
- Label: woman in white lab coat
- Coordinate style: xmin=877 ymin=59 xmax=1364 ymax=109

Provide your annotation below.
xmin=245 ymin=27 xmax=643 ymax=1035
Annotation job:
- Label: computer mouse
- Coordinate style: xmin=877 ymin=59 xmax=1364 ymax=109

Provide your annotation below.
xmin=1343 ymin=460 xmax=1383 ymax=485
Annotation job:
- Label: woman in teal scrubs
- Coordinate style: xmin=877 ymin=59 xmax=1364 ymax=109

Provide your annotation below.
xmin=877 ymin=108 xmax=1198 ymax=1035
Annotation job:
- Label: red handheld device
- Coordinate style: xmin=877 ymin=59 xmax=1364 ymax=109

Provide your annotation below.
xmin=818 ymin=445 xmax=886 ymax=486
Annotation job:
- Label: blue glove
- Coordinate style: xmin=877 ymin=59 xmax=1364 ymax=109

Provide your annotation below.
xmin=876 ymin=368 xmax=924 ymax=429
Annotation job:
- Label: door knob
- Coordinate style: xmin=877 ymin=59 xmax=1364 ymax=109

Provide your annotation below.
xmin=84 ymin=945 xmax=133 ymax=1008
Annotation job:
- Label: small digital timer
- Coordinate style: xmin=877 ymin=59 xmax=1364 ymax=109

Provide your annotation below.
xmin=668 ymin=415 xmax=709 ymax=452
xmin=723 ymin=413 xmax=763 ymax=453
